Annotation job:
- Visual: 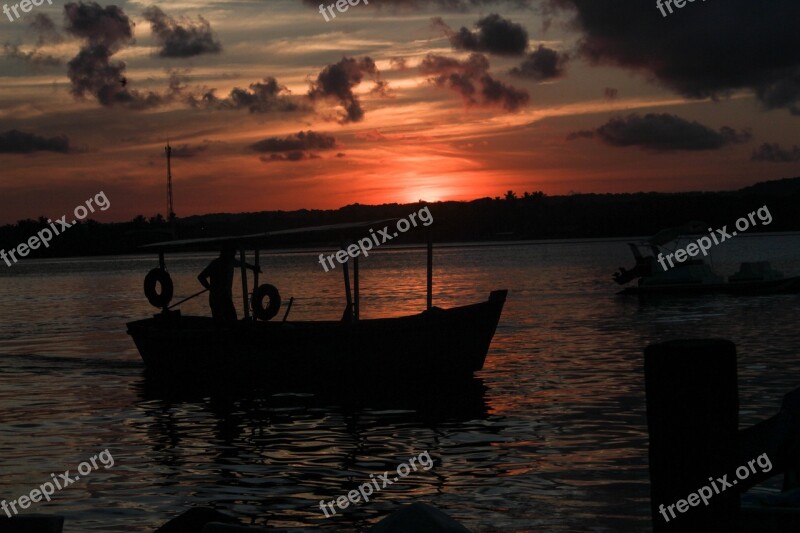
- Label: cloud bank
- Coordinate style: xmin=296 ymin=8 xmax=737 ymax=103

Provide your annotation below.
xmin=143 ymin=6 xmax=222 ymax=58
xmin=551 ymin=0 xmax=800 ymax=114
xmin=189 ymin=77 xmax=299 ymax=113
xmin=420 ymin=52 xmax=529 ymax=111
xmin=510 ymin=45 xmax=568 ymax=80
xmin=250 ymin=131 xmax=336 ymax=162
xmin=751 ymin=143 xmax=800 ymax=162
xmin=0 ymin=130 xmax=72 ymax=153
xmin=308 ymin=57 xmax=385 ymax=123
xmin=567 ymin=113 xmax=752 ymax=152
xmin=433 ymin=13 xmax=529 ymax=56
xmin=65 ymin=1 xmax=169 ymax=109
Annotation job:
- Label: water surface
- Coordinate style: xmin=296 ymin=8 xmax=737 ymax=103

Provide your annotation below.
xmin=1 ymin=235 xmax=800 ymax=531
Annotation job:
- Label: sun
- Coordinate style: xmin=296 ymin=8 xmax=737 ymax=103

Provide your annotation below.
xmin=403 ymin=185 xmax=454 ymax=204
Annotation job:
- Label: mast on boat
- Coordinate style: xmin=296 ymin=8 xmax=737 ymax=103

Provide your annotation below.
xmin=165 ymin=142 xmax=176 ymax=239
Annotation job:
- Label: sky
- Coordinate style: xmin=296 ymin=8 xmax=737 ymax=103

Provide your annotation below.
xmin=1 ymin=0 xmax=799 ymax=223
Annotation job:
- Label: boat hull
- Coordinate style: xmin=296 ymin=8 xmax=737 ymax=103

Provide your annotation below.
xmin=127 ymin=290 xmax=507 ymax=383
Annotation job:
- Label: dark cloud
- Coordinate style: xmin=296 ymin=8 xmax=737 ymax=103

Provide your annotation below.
xmin=188 ymin=77 xmax=299 ymax=113
xmin=251 ymin=131 xmax=336 ymax=163
xmin=302 ymin=0 xmax=535 ymax=12
xmin=3 ymin=13 xmax=63 ymax=67
xmin=567 ymin=113 xmax=752 ymax=152
xmin=249 ymin=131 xmax=336 ymax=153
xmin=308 ymin=57 xmax=386 ymax=123
xmin=604 ymin=87 xmax=618 ymax=100
xmin=480 ymin=74 xmax=530 ymax=111
xmin=370 ymin=79 xmax=392 ymax=97
xmin=751 ymin=143 xmax=800 ymax=162
xmin=65 ymin=2 xmax=133 ymax=46
xmin=510 ymin=45 xmax=568 ymax=80
xmin=65 ymin=1 xmax=173 ymax=109
xmin=30 ymin=14 xmax=63 ymax=45
xmin=168 ymin=143 xmax=210 ymax=158
xmin=389 ymin=57 xmax=409 ymax=71
xmin=0 ymin=129 xmax=72 ymax=154
xmin=565 ymin=130 xmax=594 ymax=140
xmin=550 ymin=0 xmax=800 ymax=114
xmin=755 ymin=74 xmax=800 ymax=116
xmin=419 ymin=52 xmax=529 ymax=111
xmin=3 ymin=42 xmax=62 ymax=67
xmin=66 ymin=44 xmax=132 ymax=106
xmin=143 ymin=6 xmax=222 ymax=58
xmin=717 ymin=126 xmax=752 ymax=145
xmin=433 ymin=14 xmax=528 ymax=56
xmin=259 ymin=151 xmax=320 ymax=163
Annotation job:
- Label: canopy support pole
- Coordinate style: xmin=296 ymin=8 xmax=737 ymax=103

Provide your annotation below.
xmin=158 ymin=251 xmax=167 ymax=313
xmin=252 ymin=249 xmax=260 ymax=322
xmin=341 ymin=240 xmax=353 ymax=320
xmin=240 ymin=247 xmax=250 ymax=320
xmin=354 ymin=256 xmax=360 ymax=320
xmin=254 ymin=249 xmax=260 ymax=289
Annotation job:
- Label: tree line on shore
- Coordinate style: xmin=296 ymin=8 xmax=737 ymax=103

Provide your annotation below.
xmin=1 ymin=177 xmax=799 ymax=259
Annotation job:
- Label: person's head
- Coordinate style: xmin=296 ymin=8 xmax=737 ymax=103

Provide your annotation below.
xmin=221 ymin=242 xmax=237 ymax=259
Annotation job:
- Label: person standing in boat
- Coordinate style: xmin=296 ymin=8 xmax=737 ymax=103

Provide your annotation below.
xmin=198 ymin=243 xmax=260 ymax=321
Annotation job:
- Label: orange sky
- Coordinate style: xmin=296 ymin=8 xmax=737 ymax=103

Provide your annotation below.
xmin=1 ymin=0 xmax=799 ymax=224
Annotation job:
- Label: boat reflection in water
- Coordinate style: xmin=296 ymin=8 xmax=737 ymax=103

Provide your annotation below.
xmin=131 ymin=375 xmax=492 ymax=529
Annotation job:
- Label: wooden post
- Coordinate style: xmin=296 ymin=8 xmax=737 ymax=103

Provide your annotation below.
xmin=645 ymin=339 xmax=740 ymax=532
xmin=353 ymin=256 xmax=360 ymax=320
xmin=239 ymin=247 xmax=250 ymax=320
xmin=426 ymin=231 xmax=433 ymax=310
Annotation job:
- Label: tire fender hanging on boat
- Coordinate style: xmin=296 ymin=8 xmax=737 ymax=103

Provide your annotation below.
xmin=252 ymin=284 xmax=281 ymax=321
xmin=144 ymin=268 xmax=174 ymax=308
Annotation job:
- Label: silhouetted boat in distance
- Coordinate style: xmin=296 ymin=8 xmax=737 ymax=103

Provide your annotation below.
xmin=613 ymin=223 xmax=800 ymax=295
xmin=126 ymin=220 xmax=507 ymax=383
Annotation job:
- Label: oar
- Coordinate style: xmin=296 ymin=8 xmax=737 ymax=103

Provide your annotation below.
xmin=168 ymin=288 xmax=208 ymax=310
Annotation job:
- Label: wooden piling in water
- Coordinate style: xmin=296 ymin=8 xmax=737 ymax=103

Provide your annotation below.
xmin=644 ymin=339 xmax=740 ymax=532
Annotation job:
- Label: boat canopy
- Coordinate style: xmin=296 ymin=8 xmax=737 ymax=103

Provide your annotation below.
xmin=140 ymin=219 xmax=399 ymax=249
xmin=140 ymin=217 xmax=434 ymax=321
xmin=646 ymin=221 xmax=707 ymax=246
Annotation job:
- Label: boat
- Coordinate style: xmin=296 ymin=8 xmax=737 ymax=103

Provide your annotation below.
xmin=612 ymin=223 xmax=800 ymax=296
xmin=126 ymin=220 xmax=507 ymax=384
